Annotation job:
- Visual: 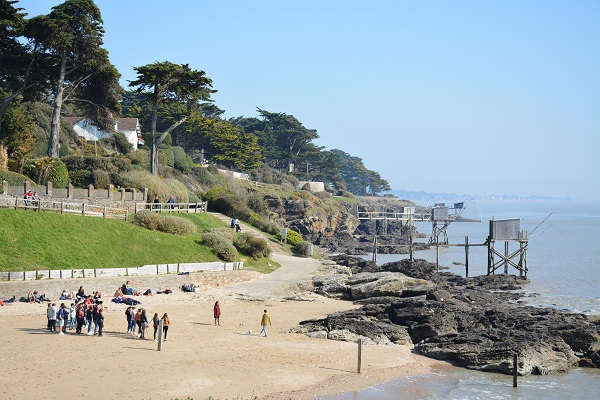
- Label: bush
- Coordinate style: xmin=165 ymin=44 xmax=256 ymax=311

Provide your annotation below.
xmin=156 ymin=215 xmax=196 ymax=235
xmin=69 ymin=169 xmax=93 ymax=187
xmin=265 ymin=222 xmax=281 ymax=236
xmin=276 ymin=229 xmax=303 ymax=246
xmin=116 ymin=170 xmax=188 ymax=203
xmin=172 ymin=146 xmax=192 ymax=172
xmin=0 ymin=170 xmax=34 ymax=187
xmin=213 ymin=242 xmax=237 ymax=262
xmin=247 ymin=192 xmax=269 ymax=215
xmin=234 ymin=233 xmax=272 ymax=259
xmin=133 ymin=211 xmax=196 ymax=235
xmin=200 ymin=232 xmax=230 ymax=248
xmin=190 ymin=166 xmax=220 ymax=186
xmin=113 ymin=131 xmax=133 ymax=154
xmin=93 ymin=169 xmax=111 ymax=188
xmin=27 ymin=157 xmax=69 ymax=187
xmin=133 ymin=210 xmax=160 ymax=230
xmin=159 ymin=147 xmax=174 ymax=167
xmin=295 ymin=240 xmax=312 ymax=257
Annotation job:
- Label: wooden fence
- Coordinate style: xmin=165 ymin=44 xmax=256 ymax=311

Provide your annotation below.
xmin=0 ymin=197 xmax=208 ymax=220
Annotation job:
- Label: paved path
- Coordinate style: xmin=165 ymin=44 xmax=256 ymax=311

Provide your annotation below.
xmin=208 ymin=212 xmax=322 ymax=300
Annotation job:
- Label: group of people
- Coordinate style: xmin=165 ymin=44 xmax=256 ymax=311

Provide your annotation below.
xmin=125 ymin=306 xmax=170 ymax=341
xmin=23 ymin=190 xmax=40 ymax=208
xmin=46 ymin=297 xmax=105 ymax=336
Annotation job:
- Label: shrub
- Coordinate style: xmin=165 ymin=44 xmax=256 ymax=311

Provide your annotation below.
xmin=234 ymin=233 xmax=272 ymax=259
xmin=265 ymin=222 xmax=281 ymax=236
xmin=93 ymin=169 xmax=111 ymax=188
xmin=28 ymin=157 xmax=69 ymax=187
xmin=172 ymin=146 xmax=192 ymax=172
xmin=276 ymin=229 xmax=303 ymax=246
xmin=133 ymin=210 xmax=160 ymax=230
xmin=69 ymin=169 xmax=93 ymax=187
xmin=0 ymin=170 xmax=34 ymax=187
xmin=191 ymin=166 xmax=220 ymax=186
xmin=156 ymin=215 xmax=197 ymax=235
xmin=247 ymin=192 xmax=269 ymax=215
xmin=159 ymin=147 xmax=174 ymax=167
xmin=200 ymin=232 xmax=230 ymax=248
xmin=133 ymin=211 xmax=196 ymax=235
xmin=295 ymin=240 xmax=312 ymax=257
xmin=213 ymin=242 xmax=237 ymax=262
xmin=113 ymin=131 xmax=133 ymax=154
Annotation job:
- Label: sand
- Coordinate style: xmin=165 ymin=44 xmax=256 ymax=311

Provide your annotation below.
xmin=0 ymin=253 xmax=446 ymax=400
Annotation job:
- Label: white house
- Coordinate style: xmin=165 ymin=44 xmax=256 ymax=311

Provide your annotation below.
xmin=64 ymin=117 xmax=143 ymax=150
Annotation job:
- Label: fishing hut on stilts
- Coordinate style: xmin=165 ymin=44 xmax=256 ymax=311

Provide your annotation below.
xmin=487 ymin=218 xmax=529 ymax=277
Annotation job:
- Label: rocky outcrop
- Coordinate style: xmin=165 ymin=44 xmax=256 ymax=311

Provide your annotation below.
xmin=300 ymin=256 xmax=600 ymax=376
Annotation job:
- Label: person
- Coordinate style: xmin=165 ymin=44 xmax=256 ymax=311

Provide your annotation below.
xmin=235 ymin=218 xmax=242 ymax=232
xmin=75 ymin=304 xmax=85 ymax=334
xmin=68 ymin=303 xmax=76 ymax=330
xmin=32 ymin=192 xmax=40 ymax=209
xmin=128 ymin=306 xmax=137 ymax=334
xmin=76 ymin=286 xmax=85 ymax=300
xmin=152 ymin=313 xmax=160 ymax=341
xmin=85 ymin=303 xmax=94 ymax=335
xmin=153 ymin=195 xmax=160 ymax=211
xmin=213 ymin=301 xmax=221 ymax=326
xmin=23 ymin=190 xmax=32 ymax=207
xmin=161 ymin=313 xmax=170 ymax=341
xmin=260 ymin=309 xmax=271 ymax=337
xmin=97 ymin=308 xmax=104 ymax=337
xmin=139 ymin=309 xmax=148 ymax=339
xmin=230 ymin=217 xmax=236 ymax=228
xmin=47 ymin=303 xmax=57 ymax=332
xmin=92 ymin=301 xmax=103 ymax=335
xmin=114 ymin=287 xmax=124 ymax=298
xmin=57 ymin=303 xmax=69 ymax=334
xmin=167 ymin=196 xmax=175 ymax=210
xmin=134 ymin=308 xmax=142 ymax=336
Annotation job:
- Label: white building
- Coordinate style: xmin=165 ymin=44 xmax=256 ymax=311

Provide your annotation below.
xmin=64 ymin=117 xmax=143 ymax=150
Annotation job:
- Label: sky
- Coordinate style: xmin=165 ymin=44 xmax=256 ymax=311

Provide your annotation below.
xmin=15 ymin=0 xmax=600 ymax=200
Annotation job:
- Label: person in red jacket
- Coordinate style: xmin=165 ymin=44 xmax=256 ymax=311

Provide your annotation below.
xmin=213 ymin=301 xmax=221 ymax=326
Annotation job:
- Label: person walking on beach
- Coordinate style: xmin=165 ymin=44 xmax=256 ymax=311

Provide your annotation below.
xmin=134 ymin=308 xmax=142 ymax=336
xmin=68 ymin=303 xmax=76 ymax=330
xmin=139 ymin=309 xmax=148 ymax=339
xmin=129 ymin=306 xmax=137 ymax=334
xmin=213 ymin=301 xmax=221 ymax=326
xmin=161 ymin=313 xmax=170 ymax=341
xmin=57 ymin=303 xmax=68 ymax=334
xmin=259 ymin=309 xmax=271 ymax=337
xmin=152 ymin=312 xmax=160 ymax=341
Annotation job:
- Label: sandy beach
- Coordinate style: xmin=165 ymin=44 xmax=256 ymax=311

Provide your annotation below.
xmin=0 ymin=253 xmax=445 ymax=400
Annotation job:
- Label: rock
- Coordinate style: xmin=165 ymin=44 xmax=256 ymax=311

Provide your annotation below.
xmin=304 ymin=255 xmax=600 ymax=376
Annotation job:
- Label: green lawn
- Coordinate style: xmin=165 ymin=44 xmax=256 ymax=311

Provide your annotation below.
xmin=0 ymin=209 xmax=227 ymax=272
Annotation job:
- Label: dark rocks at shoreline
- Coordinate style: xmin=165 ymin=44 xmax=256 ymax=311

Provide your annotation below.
xmin=301 ymin=255 xmax=600 ymax=376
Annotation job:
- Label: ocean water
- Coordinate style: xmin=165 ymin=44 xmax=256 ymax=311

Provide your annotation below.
xmin=319 ymin=199 xmax=600 ymax=400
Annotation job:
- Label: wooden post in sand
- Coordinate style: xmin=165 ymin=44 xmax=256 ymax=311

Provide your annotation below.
xmin=157 ymin=319 xmax=164 ymax=351
xmin=513 ymin=354 xmax=518 ymax=387
xmin=357 ymin=339 xmax=362 ymax=373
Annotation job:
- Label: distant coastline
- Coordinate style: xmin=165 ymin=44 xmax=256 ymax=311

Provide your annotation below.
xmin=388 ymin=189 xmax=571 ymax=202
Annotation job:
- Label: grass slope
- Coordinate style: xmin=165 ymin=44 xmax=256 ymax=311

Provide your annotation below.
xmin=0 ymin=209 xmax=225 ymax=272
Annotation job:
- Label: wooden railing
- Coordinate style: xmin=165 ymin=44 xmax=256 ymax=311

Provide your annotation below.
xmin=0 ymin=197 xmax=129 ymax=220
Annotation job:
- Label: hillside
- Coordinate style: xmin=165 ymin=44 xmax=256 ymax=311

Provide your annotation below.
xmin=0 ymin=209 xmax=226 ymax=272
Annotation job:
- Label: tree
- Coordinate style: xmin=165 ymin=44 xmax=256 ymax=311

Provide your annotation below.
xmin=0 ymin=0 xmax=48 ymax=126
xmin=330 ymin=149 xmax=391 ymax=195
xmin=27 ymin=0 xmax=121 ymax=158
xmin=128 ymin=61 xmax=216 ymax=175
xmin=238 ymin=109 xmax=319 ymax=170
xmin=1 ymin=102 xmax=36 ymax=173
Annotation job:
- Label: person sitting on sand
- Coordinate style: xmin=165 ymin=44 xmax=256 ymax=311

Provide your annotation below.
xmin=114 ymin=287 xmax=124 ymax=298
xmin=181 ymin=283 xmax=197 ymax=292
xmin=76 ymin=286 xmax=85 ymax=300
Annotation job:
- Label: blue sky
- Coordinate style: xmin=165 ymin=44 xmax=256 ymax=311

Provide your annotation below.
xmin=16 ymin=0 xmax=600 ymax=200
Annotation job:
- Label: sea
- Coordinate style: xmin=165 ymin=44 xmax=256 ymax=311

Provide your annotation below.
xmin=319 ymin=199 xmax=600 ymax=400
